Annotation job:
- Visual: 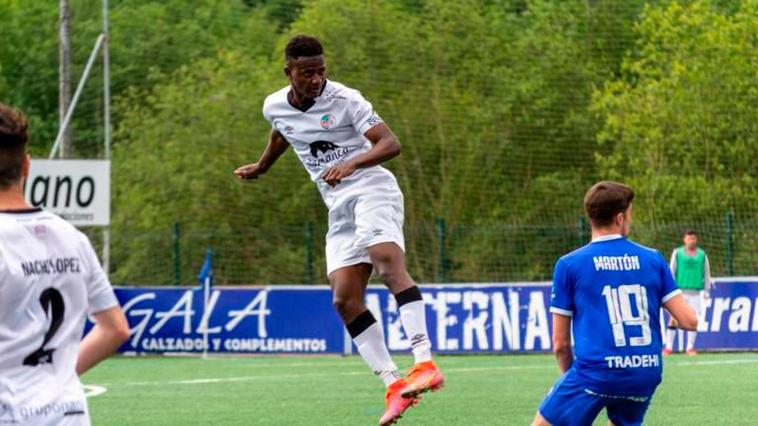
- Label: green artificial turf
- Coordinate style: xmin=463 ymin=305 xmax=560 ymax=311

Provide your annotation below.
xmin=82 ymin=353 xmax=758 ymax=425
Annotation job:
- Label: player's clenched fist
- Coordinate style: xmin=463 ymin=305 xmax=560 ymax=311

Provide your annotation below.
xmin=322 ymin=162 xmax=356 ymax=186
xmin=234 ymin=163 xmax=266 ymax=180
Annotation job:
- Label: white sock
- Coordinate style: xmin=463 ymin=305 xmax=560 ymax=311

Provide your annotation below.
xmin=399 ymin=300 xmax=433 ymax=364
xmin=665 ymin=328 xmax=676 ymax=351
xmin=353 ymin=322 xmax=401 ymax=387
xmin=686 ymin=331 xmax=697 ymax=350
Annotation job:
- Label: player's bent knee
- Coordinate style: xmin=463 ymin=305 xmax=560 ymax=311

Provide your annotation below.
xmin=376 ymin=267 xmax=399 ymax=284
xmin=332 ymin=296 xmax=365 ymax=320
xmin=368 ymin=243 xmax=404 ymax=265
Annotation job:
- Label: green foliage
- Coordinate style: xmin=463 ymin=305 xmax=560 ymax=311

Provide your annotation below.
xmin=2 ymin=0 xmax=755 ymax=283
xmin=0 ymin=0 xmax=61 ymax=156
xmin=244 ymin=0 xmax=303 ymax=25
xmin=594 ymin=0 xmax=757 ymax=272
xmin=0 ymin=0 xmax=290 ymax=156
xmin=111 ymin=12 xmax=294 ymax=284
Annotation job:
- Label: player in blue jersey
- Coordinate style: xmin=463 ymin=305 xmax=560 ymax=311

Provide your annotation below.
xmin=532 ymin=181 xmax=698 ymax=426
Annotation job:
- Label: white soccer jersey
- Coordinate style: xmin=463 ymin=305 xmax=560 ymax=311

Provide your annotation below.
xmin=0 ymin=208 xmax=119 ymax=425
xmin=262 ymin=80 xmax=400 ymax=209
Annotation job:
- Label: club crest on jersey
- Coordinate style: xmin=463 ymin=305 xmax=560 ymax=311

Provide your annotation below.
xmin=320 ymin=114 xmax=335 ymax=130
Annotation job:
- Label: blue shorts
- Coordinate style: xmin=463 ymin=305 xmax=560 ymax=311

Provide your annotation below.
xmin=538 ymin=369 xmax=655 ymax=426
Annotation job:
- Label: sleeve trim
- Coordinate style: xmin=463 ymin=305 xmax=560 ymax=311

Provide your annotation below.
xmin=662 ymin=289 xmax=682 ymax=304
xmin=358 ymin=113 xmax=384 ymax=136
xmin=550 ymin=307 xmax=573 ymax=317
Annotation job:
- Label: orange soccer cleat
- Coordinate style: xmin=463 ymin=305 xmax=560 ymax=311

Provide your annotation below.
xmin=400 ymin=360 xmax=445 ymax=398
xmin=662 ymin=348 xmax=673 ymax=356
xmin=379 ymin=379 xmax=418 ymax=426
xmin=686 ymin=348 xmax=698 ymax=356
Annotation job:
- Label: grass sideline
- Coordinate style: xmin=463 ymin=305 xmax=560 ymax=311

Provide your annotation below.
xmin=83 ymin=353 xmax=758 ymax=425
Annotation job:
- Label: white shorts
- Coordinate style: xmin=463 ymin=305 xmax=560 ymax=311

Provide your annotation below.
xmin=683 ymin=290 xmax=703 ymax=319
xmin=325 ymin=189 xmax=405 ymax=276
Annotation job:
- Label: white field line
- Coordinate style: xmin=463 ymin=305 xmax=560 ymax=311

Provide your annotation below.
xmin=120 ymin=356 xmax=478 ymax=369
xmin=93 ymin=358 xmax=758 ymax=388
xmin=82 ymin=385 xmax=107 ymax=397
xmin=670 ymin=358 xmax=758 ymax=366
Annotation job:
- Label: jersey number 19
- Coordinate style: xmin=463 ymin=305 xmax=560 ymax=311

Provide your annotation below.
xmin=602 ymin=284 xmax=651 ymax=347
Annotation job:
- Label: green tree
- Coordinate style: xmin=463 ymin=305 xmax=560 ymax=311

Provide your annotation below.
xmin=47 ymin=0 xmax=755 ymax=283
xmin=0 ymin=0 xmax=61 ymax=156
xmin=110 ymin=10 xmax=288 ymax=284
xmin=593 ymin=0 xmax=757 ymax=274
xmin=0 ymin=0 xmax=292 ymax=156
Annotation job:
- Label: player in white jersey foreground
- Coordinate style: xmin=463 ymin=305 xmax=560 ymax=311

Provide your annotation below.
xmin=532 ymin=181 xmax=698 ymax=426
xmin=234 ymin=35 xmax=443 ymax=425
xmin=0 ymin=104 xmax=130 ymax=425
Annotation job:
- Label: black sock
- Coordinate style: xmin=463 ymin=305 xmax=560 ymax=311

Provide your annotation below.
xmin=395 ymin=286 xmax=423 ymax=308
xmin=346 ymin=310 xmax=377 ymax=339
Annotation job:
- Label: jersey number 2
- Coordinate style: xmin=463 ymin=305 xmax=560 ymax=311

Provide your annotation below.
xmin=23 ymin=288 xmax=65 ymax=366
xmin=601 ymin=284 xmax=651 ymax=347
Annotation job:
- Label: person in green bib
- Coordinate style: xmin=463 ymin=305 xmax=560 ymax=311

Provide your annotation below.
xmin=664 ymin=230 xmax=712 ymax=355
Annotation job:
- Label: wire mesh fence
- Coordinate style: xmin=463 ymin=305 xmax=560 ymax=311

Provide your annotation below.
xmin=4 ymin=0 xmax=756 ymax=285
xmin=82 ymin=211 xmax=755 ymax=285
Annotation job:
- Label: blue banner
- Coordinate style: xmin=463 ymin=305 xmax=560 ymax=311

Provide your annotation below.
xmin=98 ymin=279 xmax=758 ymax=354
xmin=666 ymin=278 xmax=758 ymax=350
xmin=107 ymin=287 xmax=343 ymax=354
xmin=364 ymin=284 xmax=553 ymax=353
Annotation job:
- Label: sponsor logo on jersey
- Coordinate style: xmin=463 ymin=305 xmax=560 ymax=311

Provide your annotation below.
xmin=273 ymin=121 xmax=295 ymax=135
xmin=309 ymin=140 xmax=339 ymax=158
xmin=17 ymin=400 xmax=85 ymax=421
xmin=603 ymin=354 xmax=660 ymax=369
xmin=320 ymin=114 xmax=336 ymax=129
xmin=306 ymin=141 xmax=350 ymax=169
xmin=33 ymin=224 xmax=47 ymax=237
xmin=0 ymin=402 xmax=12 ymax=423
xmin=584 ymin=389 xmax=650 ymax=402
xmin=322 ymin=89 xmax=346 ymax=101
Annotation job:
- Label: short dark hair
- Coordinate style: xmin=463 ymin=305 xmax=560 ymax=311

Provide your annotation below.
xmin=0 ymin=103 xmax=29 ymax=189
xmin=584 ymin=181 xmax=635 ymax=227
xmin=683 ymin=229 xmax=698 ymax=237
xmin=285 ymin=35 xmax=323 ymax=61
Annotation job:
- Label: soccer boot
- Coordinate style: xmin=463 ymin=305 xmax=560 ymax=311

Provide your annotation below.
xmin=400 ymin=360 xmax=445 ymax=398
xmin=379 ymin=379 xmax=418 ymax=426
xmin=686 ymin=348 xmax=698 ymax=356
xmin=662 ymin=348 xmax=673 ymax=356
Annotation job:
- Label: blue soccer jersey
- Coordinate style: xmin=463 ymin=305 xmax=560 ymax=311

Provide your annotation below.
xmin=550 ymin=235 xmax=680 ymax=395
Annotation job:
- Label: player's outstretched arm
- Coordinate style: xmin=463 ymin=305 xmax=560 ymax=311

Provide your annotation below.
xmin=76 ymin=306 xmax=130 ymax=376
xmin=663 ymin=294 xmax=698 ymax=331
xmin=552 ymin=313 xmax=573 ymax=373
xmin=234 ymin=130 xmax=289 ymax=180
xmin=322 ymin=123 xmax=400 ymax=186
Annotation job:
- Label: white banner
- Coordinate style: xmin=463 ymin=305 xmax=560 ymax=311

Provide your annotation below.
xmin=24 ymin=160 xmax=110 ymax=226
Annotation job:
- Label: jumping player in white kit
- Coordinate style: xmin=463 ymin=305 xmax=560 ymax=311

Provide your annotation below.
xmin=234 ymin=35 xmax=443 ymax=425
xmin=0 ymin=104 xmax=130 ymax=425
